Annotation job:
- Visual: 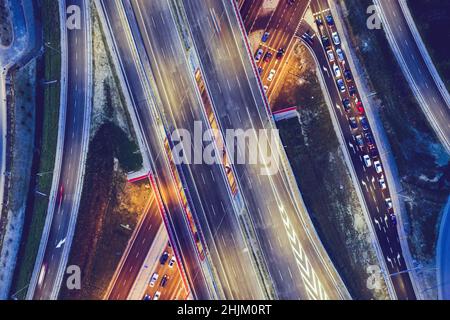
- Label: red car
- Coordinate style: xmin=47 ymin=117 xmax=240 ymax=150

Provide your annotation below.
xmin=356 ymin=101 xmax=364 ymax=114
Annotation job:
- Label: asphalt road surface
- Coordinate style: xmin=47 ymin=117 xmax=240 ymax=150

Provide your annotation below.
xmin=377 ymin=0 xmax=450 ymax=152
xmin=32 ymin=0 xmax=90 ymax=300
xmin=305 ymin=0 xmax=416 ymax=300
xmin=182 ymin=0 xmax=349 ymax=300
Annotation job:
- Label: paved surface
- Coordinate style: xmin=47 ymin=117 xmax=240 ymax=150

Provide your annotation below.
xmin=437 ymin=199 xmax=450 ymax=300
xmin=107 ymin=189 xmax=163 ymax=300
xmin=31 ymin=0 xmax=91 ymax=300
xmin=301 ymin=0 xmax=416 ymax=300
xmin=376 ymin=0 xmax=450 ymax=152
xmin=181 ymin=0 xmax=349 ymax=300
xmin=126 ymin=0 xmax=266 ymax=300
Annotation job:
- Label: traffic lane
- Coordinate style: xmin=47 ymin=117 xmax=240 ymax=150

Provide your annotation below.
xmin=101 ymin=0 xmax=210 ymax=299
xmin=377 ymin=0 xmax=450 ymax=140
xmin=306 ymin=16 xmax=415 ymax=298
xmin=183 ymin=0 xmax=346 ymax=300
xmin=240 ymin=0 xmax=264 ymax=31
xmin=108 ymin=195 xmax=162 ymax=300
xmin=34 ymin=0 xmax=88 ymax=299
xmin=130 ymin=0 xmax=264 ymax=299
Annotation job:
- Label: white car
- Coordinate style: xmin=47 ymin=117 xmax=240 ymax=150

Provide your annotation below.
xmin=169 ymin=256 xmax=176 ymax=268
xmin=332 ymin=32 xmax=340 ymax=45
xmin=326 ymin=49 xmax=335 ymax=62
xmin=149 ymin=272 xmax=159 ymax=287
xmin=254 ymin=48 xmax=264 ymax=62
xmin=336 ymin=48 xmax=345 ymax=62
xmin=374 ymin=160 xmax=383 ymax=174
xmin=267 ymin=69 xmax=276 ymax=82
xmin=153 ymin=291 xmax=161 ymax=300
xmin=385 ymin=198 xmax=393 ymax=210
xmin=379 ymin=176 xmax=387 ymax=190
xmin=333 ymin=63 xmax=341 ymax=78
xmin=363 ymin=155 xmax=372 ymax=167
xmin=263 ymin=85 xmax=269 ymax=93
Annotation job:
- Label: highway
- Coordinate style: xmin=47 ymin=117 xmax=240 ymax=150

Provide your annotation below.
xmin=98 ymin=0 xmax=211 ymax=300
xmin=302 ymin=0 xmax=416 ymax=300
xmin=375 ymin=0 xmax=450 ymax=152
xmin=30 ymin=0 xmax=91 ymax=300
xmin=181 ymin=0 xmax=350 ymax=300
xmin=242 ymin=0 xmax=310 ymax=101
xmin=125 ymin=0 xmax=266 ymax=300
xmin=107 ymin=188 xmax=162 ymax=300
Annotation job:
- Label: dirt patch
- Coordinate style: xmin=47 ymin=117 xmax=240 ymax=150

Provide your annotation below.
xmin=272 ymin=41 xmax=389 ymax=299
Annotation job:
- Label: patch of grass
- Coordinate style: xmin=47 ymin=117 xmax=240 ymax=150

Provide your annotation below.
xmin=341 ymin=0 xmax=449 ymax=261
xmin=408 ymin=0 xmax=450 ymax=92
xmin=10 ymin=0 xmax=61 ymax=299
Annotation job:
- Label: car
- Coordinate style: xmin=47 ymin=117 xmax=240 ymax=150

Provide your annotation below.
xmin=263 ymin=85 xmax=269 ymax=92
xmin=363 ymin=154 xmax=372 ymax=167
xmin=374 ymin=160 xmax=383 ymax=174
xmin=344 ymin=69 xmax=352 ymax=82
xmin=160 ymin=251 xmax=169 ymax=265
xmin=322 ymin=36 xmax=331 ymax=49
xmin=333 ymin=63 xmax=341 ymax=78
xmin=379 ymin=176 xmax=387 ymax=189
xmin=149 ymin=272 xmax=159 ymax=287
xmin=332 ymin=32 xmax=340 ymax=45
xmin=263 ymin=51 xmax=273 ymax=62
xmin=315 ymin=17 xmax=323 ymax=26
xmin=326 ymin=50 xmax=335 ymax=62
xmin=349 ymin=85 xmax=357 ymax=96
xmin=364 ymin=132 xmax=375 ymax=147
xmin=385 ymin=198 xmax=393 ymax=210
xmin=336 ymin=78 xmax=346 ymax=92
xmin=288 ymin=0 xmax=295 ymax=5
xmin=359 ymin=116 xmax=369 ymax=131
xmin=356 ymin=101 xmax=364 ymax=114
xmin=262 ymin=32 xmax=270 ymax=42
xmin=276 ymin=48 xmax=285 ymax=60
xmin=336 ymin=48 xmax=345 ymax=62
xmin=267 ymin=69 xmax=276 ymax=82
xmin=355 ymin=134 xmax=364 ymax=148
xmin=390 ymin=213 xmax=397 ymax=226
xmin=143 ymin=294 xmax=151 ymax=300
xmin=325 ymin=14 xmax=334 ymax=26
xmin=301 ymin=33 xmax=313 ymax=45
xmin=349 ymin=117 xmax=358 ymax=130
xmin=342 ymin=98 xmax=351 ymax=113
xmin=169 ymin=255 xmax=176 ymax=268
xmin=254 ymin=48 xmax=264 ymax=62
xmin=258 ymin=66 xmax=263 ymax=74
xmin=369 ymin=146 xmax=379 ymax=158
xmin=160 ymin=274 xmax=169 ymax=287
xmin=153 ymin=291 xmax=161 ymax=300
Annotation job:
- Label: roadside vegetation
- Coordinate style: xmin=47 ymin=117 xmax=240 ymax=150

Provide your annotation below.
xmin=340 ymin=0 xmax=450 ymax=297
xmin=407 ymin=0 xmax=450 ymax=92
xmin=10 ymin=0 xmax=61 ymax=300
xmin=59 ymin=122 xmax=149 ymax=299
xmin=272 ymin=42 xmax=388 ymax=299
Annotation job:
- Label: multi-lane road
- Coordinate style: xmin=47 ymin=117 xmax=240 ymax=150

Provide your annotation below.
xmin=107 ymin=187 xmax=162 ymax=300
xmin=375 ymin=0 xmax=450 ymax=152
xmin=125 ymin=0 xmax=266 ymax=300
xmin=181 ymin=0 xmax=349 ymax=300
xmin=29 ymin=0 xmax=91 ymax=300
xmin=297 ymin=0 xmax=416 ymax=300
